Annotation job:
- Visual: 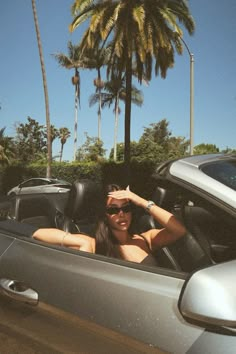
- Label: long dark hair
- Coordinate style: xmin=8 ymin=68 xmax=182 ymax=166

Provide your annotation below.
xmin=95 ymin=184 xmax=131 ymax=258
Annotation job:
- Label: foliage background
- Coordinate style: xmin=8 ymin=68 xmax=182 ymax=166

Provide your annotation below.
xmin=0 ymin=160 xmax=156 ymax=199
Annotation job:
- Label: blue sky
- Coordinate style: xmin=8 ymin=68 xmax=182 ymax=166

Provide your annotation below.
xmin=1 ymin=1 xmax=236 ymax=161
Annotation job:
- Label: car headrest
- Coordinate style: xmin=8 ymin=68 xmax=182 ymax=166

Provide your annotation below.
xmin=151 ymin=186 xmax=175 ymax=210
xmin=152 ymin=187 xmax=166 ymax=207
xmin=64 ymin=179 xmax=102 ymax=221
xmin=17 ymin=196 xmax=54 ymax=220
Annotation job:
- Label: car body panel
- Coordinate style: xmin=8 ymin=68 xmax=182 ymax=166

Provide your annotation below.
xmin=0 ymin=294 xmax=160 ymax=354
xmin=0 ymin=233 xmax=14 ymax=256
xmin=7 ymin=178 xmax=71 ymax=196
xmin=0 ymin=296 xmax=166 ymax=354
xmin=1 ymin=235 xmax=236 ymax=353
xmin=169 ymin=158 xmax=236 ymax=209
xmin=0 ymin=234 xmax=206 ymax=354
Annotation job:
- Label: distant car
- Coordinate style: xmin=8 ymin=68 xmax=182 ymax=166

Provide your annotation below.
xmin=7 ymin=177 xmax=71 ymax=197
xmin=0 ymin=153 xmax=236 ymax=353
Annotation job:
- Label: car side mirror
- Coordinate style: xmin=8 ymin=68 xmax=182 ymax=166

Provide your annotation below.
xmin=178 ymin=260 xmax=236 ymax=329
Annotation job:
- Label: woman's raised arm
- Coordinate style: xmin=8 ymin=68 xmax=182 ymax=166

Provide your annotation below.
xmin=108 ymin=187 xmax=187 ymax=249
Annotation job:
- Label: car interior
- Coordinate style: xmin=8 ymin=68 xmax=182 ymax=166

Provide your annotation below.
xmin=135 ymin=185 xmax=215 ymax=272
xmin=14 ymin=196 xmax=57 ymax=228
xmin=3 ymin=178 xmax=236 ymax=274
xmin=60 ymin=179 xmax=102 ymax=236
xmin=148 ymin=182 xmax=236 ymax=271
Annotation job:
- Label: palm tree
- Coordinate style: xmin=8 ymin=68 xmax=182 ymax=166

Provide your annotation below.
xmin=59 ymin=127 xmax=71 ymax=162
xmin=74 ymin=45 xmax=112 ymax=140
xmin=31 ymin=0 xmax=52 ymax=177
xmin=70 ymin=0 xmax=93 ymax=15
xmin=87 ymin=47 xmax=108 ymax=140
xmin=89 ymin=74 xmax=143 ymax=161
xmin=49 ymin=125 xmax=59 ymax=145
xmin=0 ymin=127 xmax=14 ymax=165
xmin=70 ymin=0 xmax=195 ymax=165
xmin=48 ymin=125 xmax=59 ymax=159
xmin=54 ymin=41 xmax=87 ymax=161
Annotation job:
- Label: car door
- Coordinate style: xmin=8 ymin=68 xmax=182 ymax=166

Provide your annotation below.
xmin=0 ymin=228 xmax=236 ymax=354
xmin=19 ymin=179 xmax=40 ymax=195
xmin=0 ymin=229 xmax=196 ymax=354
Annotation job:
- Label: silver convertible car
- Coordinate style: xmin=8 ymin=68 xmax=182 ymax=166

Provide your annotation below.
xmin=0 ymin=153 xmax=236 ymax=353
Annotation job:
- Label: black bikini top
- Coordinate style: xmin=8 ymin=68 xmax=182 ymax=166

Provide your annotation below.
xmin=138 ymin=233 xmax=159 ymax=267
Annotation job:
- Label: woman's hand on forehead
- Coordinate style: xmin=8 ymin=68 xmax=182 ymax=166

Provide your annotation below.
xmin=108 ymin=188 xmax=146 ymax=208
xmin=108 ymin=189 xmax=132 ymax=200
xmin=106 ymin=196 xmax=129 ymax=206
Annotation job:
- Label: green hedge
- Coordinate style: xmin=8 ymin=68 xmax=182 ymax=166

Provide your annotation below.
xmin=0 ymin=160 xmax=157 ymax=198
xmin=0 ymin=165 xmax=37 ymax=195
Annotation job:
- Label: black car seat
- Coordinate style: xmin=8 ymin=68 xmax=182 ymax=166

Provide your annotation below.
xmin=134 ymin=187 xmax=183 ymax=271
xmin=15 ymin=195 xmax=57 ymax=228
xmin=61 ymin=179 xmax=102 ymax=236
xmin=135 ymin=186 xmax=214 ymax=272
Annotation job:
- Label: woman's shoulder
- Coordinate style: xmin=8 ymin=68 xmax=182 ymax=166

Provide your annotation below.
xmin=142 ymin=227 xmax=163 ymax=238
xmin=132 ymin=232 xmax=152 ymax=250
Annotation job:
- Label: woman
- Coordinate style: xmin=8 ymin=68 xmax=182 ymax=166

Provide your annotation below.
xmin=33 ymin=184 xmax=186 ymax=265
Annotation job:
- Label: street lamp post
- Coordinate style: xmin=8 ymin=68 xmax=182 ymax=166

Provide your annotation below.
xmin=180 ymin=37 xmax=194 ymax=155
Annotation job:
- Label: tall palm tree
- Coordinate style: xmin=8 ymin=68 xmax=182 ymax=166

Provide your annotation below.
xmin=87 ymin=47 xmax=108 ymax=140
xmin=49 ymin=125 xmax=59 ymax=145
xmin=54 ymin=41 xmax=86 ymax=161
xmin=75 ymin=45 xmax=112 ymax=140
xmin=59 ymin=127 xmax=71 ymax=162
xmin=89 ymin=74 xmax=143 ymax=161
xmin=70 ymin=0 xmax=195 ymax=165
xmin=48 ymin=125 xmax=59 ymax=160
xmin=31 ymin=0 xmax=52 ymax=177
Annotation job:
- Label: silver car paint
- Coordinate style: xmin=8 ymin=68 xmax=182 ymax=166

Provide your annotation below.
xmin=0 ymin=232 xmax=14 ymax=255
xmin=0 ymin=235 xmax=207 ymax=354
xmin=7 ymin=178 xmax=71 ymax=196
xmin=169 ymin=156 xmax=236 ymax=209
xmin=1 ymin=235 xmax=236 ymax=353
xmin=180 ymin=260 xmax=236 ymax=327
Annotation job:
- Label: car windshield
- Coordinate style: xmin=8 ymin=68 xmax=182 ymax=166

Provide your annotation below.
xmin=201 ymin=159 xmax=236 ymax=191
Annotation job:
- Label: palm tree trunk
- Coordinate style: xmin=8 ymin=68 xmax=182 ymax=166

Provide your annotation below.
xmin=98 ymin=88 xmax=102 ymax=140
xmin=124 ymin=56 xmax=132 ymax=168
xmin=60 ymin=143 xmax=64 ymax=163
xmin=113 ymin=95 xmax=119 ymax=161
xmin=97 ymin=68 xmax=102 ymax=140
xmin=73 ymin=83 xmax=78 ymax=160
xmin=31 ymin=0 xmax=52 ymax=177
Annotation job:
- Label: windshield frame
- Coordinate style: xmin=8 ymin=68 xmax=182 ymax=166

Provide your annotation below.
xmin=201 ymin=159 xmax=236 ymax=191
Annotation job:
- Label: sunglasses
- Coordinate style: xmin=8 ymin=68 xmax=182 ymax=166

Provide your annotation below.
xmin=106 ymin=204 xmax=132 ymax=215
